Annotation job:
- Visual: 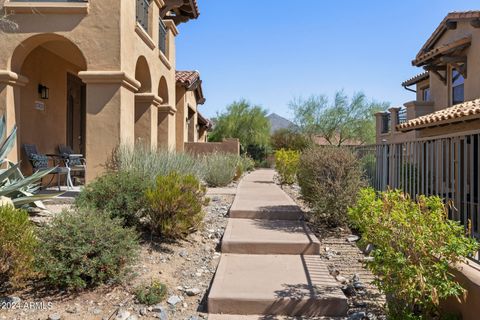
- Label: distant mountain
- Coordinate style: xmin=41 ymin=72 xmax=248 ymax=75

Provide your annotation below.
xmin=267 ymin=113 xmax=297 ymax=134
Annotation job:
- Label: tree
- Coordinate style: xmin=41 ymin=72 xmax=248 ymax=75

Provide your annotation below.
xmin=270 ymin=128 xmax=311 ymax=151
xmin=209 ymin=99 xmax=271 ymax=150
xmin=289 ymin=91 xmax=388 ymax=146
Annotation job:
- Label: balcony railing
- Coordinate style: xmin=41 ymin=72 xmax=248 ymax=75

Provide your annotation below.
xmin=136 ymin=0 xmax=149 ymax=32
xmin=381 ymin=113 xmax=391 ymax=134
xmin=159 ymin=18 xmax=167 ymax=55
xmin=398 ymin=107 xmax=407 ymax=124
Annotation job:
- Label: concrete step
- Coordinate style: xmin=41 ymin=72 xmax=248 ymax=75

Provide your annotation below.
xmin=229 ymin=170 xmax=303 ymax=220
xmin=222 ymin=219 xmax=320 ymax=255
xmin=208 ymin=254 xmax=348 ymax=317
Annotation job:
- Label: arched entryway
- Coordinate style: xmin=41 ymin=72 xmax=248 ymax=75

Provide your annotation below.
xmin=10 ymin=34 xmax=87 ymax=180
xmin=134 ymin=56 xmax=158 ymax=148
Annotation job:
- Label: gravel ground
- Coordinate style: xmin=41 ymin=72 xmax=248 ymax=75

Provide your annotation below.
xmin=279 ymin=181 xmax=387 ymax=320
xmin=0 ymin=187 xmax=236 ymax=320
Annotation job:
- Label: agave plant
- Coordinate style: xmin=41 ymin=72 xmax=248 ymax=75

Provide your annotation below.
xmin=0 ymin=116 xmax=60 ymax=209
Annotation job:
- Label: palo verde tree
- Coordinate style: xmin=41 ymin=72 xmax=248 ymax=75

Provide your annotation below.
xmin=289 ymin=91 xmax=388 ymax=146
xmin=209 ymin=99 xmax=271 ymax=160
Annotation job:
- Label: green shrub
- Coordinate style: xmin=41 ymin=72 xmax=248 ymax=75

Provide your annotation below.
xmin=271 ymin=128 xmax=310 ymax=151
xmin=35 ymin=209 xmax=140 ymax=290
xmin=0 ymin=206 xmax=37 ymax=288
xmin=108 ymin=145 xmax=205 ymax=181
xmin=76 ymin=171 xmax=150 ymax=227
xmin=297 ymin=147 xmax=364 ymax=226
xmin=239 ymin=155 xmax=255 ymax=172
xmin=134 ymin=279 xmax=167 ymax=305
xmin=144 ymin=172 xmax=208 ymax=239
xmin=349 ymin=188 xmax=478 ymax=319
xmin=274 ymin=149 xmax=300 ymax=185
xmin=203 ymin=153 xmax=239 ymax=187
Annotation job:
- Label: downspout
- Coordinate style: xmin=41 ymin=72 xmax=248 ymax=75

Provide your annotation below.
xmin=402 ymin=84 xmax=416 ymax=93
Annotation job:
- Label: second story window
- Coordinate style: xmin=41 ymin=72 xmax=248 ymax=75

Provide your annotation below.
xmin=452 ymin=69 xmax=464 ymax=105
xmin=422 ymin=87 xmax=430 ymax=102
xmin=136 ymin=0 xmax=150 ymax=32
xmin=159 ymin=19 xmax=167 ymax=55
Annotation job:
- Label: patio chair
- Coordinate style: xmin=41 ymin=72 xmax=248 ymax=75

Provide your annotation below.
xmin=23 ymin=144 xmax=69 ymax=191
xmin=58 ymin=144 xmax=86 ymax=186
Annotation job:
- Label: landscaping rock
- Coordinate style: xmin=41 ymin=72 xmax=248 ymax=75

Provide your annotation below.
xmin=335 ymin=275 xmax=348 ymax=284
xmin=139 ymin=307 xmax=148 ymax=316
xmin=155 ymin=306 xmax=168 ymax=320
xmin=166 ymin=295 xmax=182 ymax=306
xmin=126 ymin=315 xmax=138 ymax=320
xmin=347 ymin=235 xmax=360 ymax=242
xmin=185 ymin=288 xmax=201 ymax=296
xmin=348 ymin=311 xmax=368 ymax=320
xmin=115 ymin=309 xmax=131 ymax=320
xmin=48 ymin=314 xmax=61 ymax=320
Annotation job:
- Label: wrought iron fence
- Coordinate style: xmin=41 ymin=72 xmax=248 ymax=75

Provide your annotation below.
xmin=356 ymin=131 xmax=480 ymax=261
xmin=397 ymin=107 xmax=407 ymax=124
xmin=381 ymin=113 xmax=390 ymax=133
xmin=159 ymin=18 xmax=167 ymax=55
xmin=136 ymin=0 xmax=149 ymax=31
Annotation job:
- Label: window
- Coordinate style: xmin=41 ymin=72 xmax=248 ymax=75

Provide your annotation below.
xmin=452 ymin=69 xmax=464 ymax=105
xmin=422 ymin=87 xmax=430 ymax=102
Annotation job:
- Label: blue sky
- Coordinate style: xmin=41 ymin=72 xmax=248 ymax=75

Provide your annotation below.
xmin=175 ymin=1 xmax=479 ymax=120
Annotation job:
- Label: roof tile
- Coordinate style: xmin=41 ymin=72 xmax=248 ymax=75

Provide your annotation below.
xmin=397 ymin=98 xmax=480 ymax=131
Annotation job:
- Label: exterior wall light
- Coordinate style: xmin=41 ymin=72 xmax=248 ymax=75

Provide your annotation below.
xmin=38 ymin=84 xmax=49 ymax=99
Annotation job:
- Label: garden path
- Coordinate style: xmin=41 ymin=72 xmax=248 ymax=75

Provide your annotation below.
xmin=207 ymin=169 xmax=348 ymax=318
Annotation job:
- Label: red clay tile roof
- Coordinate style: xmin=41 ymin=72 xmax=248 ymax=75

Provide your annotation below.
xmin=401 ymin=72 xmax=429 ymax=87
xmin=197 ymin=112 xmax=212 ymax=129
xmin=397 ymin=98 xmax=480 ymax=131
xmin=176 ymin=70 xmax=200 ymax=88
xmin=412 ymin=36 xmax=471 ymax=66
xmin=416 ymin=11 xmax=480 ymax=59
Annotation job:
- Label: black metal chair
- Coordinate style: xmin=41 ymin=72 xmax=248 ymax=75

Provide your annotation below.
xmin=23 ymin=144 xmax=69 ymax=191
xmin=58 ymin=144 xmax=86 ymax=186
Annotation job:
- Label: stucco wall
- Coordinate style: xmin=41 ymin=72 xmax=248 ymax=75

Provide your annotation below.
xmin=0 ymin=0 xmax=181 ymax=181
xmin=441 ymin=261 xmax=480 ymax=320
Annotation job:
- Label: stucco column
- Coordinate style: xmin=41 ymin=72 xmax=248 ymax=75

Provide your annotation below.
xmin=78 ymin=71 xmax=140 ymax=182
xmin=158 ymin=104 xmax=176 ymax=150
xmin=388 ymin=107 xmax=400 ymax=133
xmin=374 ymin=112 xmax=388 ymax=144
xmin=0 ymin=71 xmax=28 ymax=162
xmin=135 ymin=93 xmax=162 ymax=150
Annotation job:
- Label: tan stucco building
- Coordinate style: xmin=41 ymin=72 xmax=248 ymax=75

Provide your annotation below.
xmin=175 ymin=70 xmax=209 ymax=151
xmin=0 ymin=0 xmax=211 ymax=182
xmin=376 ymin=11 xmax=480 ymax=143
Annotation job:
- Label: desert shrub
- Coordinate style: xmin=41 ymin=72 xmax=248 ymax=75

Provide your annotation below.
xmin=297 ymin=147 xmax=364 ymax=226
xmin=203 ymin=153 xmax=239 ymax=187
xmin=108 ymin=145 xmax=204 ymax=181
xmin=274 ymin=149 xmax=300 ymax=185
xmin=134 ymin=279 xmax=167 ymax=305
xmin=0 ymin=206 xmax=37 ymax=288
xmin=144 ymin=172 xmax=208 ymax=239
xmin=271 ymin=128 xmax=310 ymax=151
xmin=35 ymin=209 xmax=140 ymax=290
xmin=349 ymin=188 xmax=478 ymax=319
xmin=240 ymin=155 xmax=255 ymax=172
xmin=76 ymin=171 xmax=150 ymax=227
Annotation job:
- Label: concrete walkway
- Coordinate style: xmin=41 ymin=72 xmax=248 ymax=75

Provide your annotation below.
xmin=208 ymin=169 xmax=348 ymax=318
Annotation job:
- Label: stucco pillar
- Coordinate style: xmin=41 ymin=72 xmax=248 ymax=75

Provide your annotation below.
xmin=78 ymin=71 xmax=140 ymax=182
xmin=157 ymin=104 xmax=176 ymax=150
xmin=135 ymin=93 xmax=162 ymax=150
xmin=388 ymin=107 xmax=400 ymax=133
xmin=0 ymin=71 xmax=28 ymax=162
xmin=375 ymin=112 xmax=388 ymax=144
